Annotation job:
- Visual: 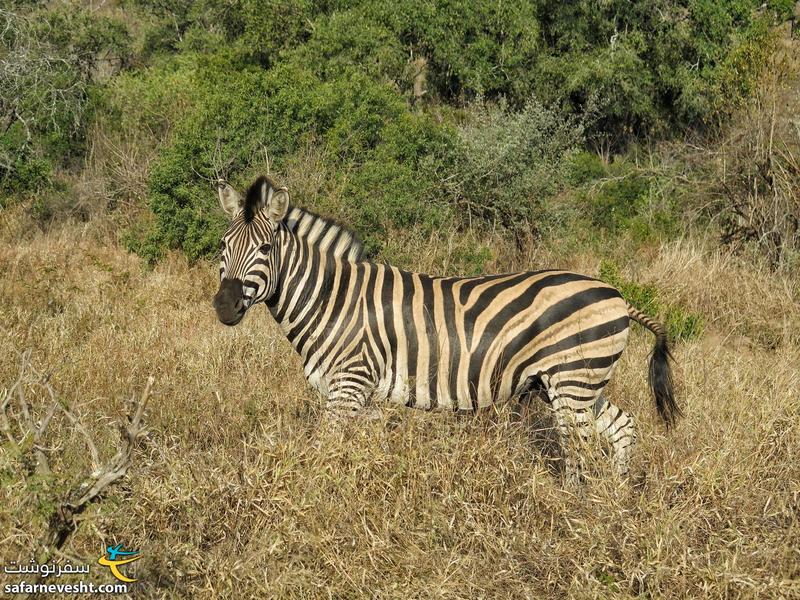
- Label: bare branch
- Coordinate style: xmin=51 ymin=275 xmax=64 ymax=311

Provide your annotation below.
xmin=47 ymin=375 xmax=154 ymax=550
xmin=60 ymin=407 xmax=102 ymax=475
xmin=11 ymin=351 xmax=53 ymax=476
xmin=1 ymin=379 xmax=20 ymax=445
xmin=2 ymin=348 xmax=154 ymax=555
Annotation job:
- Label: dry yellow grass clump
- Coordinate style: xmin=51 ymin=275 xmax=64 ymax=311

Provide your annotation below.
xmin=1 ymin=207 xmax=799 ymax=599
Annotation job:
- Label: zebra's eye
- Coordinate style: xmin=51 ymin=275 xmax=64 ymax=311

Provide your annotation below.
xmin=259 ymin=243 xmax=272 ymax=254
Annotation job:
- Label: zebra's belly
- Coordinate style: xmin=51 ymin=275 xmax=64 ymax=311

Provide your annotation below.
xmin=373 ymin=368 xmax=500 ymax=412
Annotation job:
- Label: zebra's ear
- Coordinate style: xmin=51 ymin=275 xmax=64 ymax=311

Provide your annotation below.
xmin=217 ymin=180 xmax=243 ymax=218
xmin=245 ymin=176 xmax=289 ymax=222
xmin=266 ymin=186 xmax=289 ymax=223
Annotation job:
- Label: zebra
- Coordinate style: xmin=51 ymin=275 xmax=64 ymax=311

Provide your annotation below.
xmin=212 ymin=175 xmax=680 ymax=479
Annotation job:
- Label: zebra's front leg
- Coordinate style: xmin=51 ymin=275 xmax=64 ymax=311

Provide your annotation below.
xmin=323 ymin=370 xmax=382 ymax=422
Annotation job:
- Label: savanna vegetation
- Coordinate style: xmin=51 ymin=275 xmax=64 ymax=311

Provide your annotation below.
xmin=1 ymin=1 xmax=799 ymax=597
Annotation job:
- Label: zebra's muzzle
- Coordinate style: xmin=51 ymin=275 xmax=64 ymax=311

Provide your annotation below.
xmin=213 ymin=277 xmax=246 ymax=326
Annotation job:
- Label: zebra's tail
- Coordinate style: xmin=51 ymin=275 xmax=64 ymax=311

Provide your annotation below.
xmin=627 ymin=303 xmax=681 ymax=428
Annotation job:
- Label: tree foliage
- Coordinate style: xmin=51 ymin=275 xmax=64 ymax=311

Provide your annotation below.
xmin=2 ymin=1 xmax=788 ymax=262
xmin=0 ymin=4 xmax=130 ymax=195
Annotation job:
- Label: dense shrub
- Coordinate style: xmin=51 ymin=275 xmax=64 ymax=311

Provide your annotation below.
xmin=338 ymin=113 xmax=457 ymax=255
xmin=535 ymin=0 xmax=779 ymax=142
xmin=289 ymin=10 xmax=407 ymax=89
xmin=450 ymin=99 xmax=583 ymax=241
xmin=10 ymin=0 xmax=781 ymax=261
xmin=369 ymin=1 xmax=541 ymax=102
xmin=570 ymin=154 xmax=680 ymax=243
xmin=285 ymin=1 xmax=780 ymax=142
xmin=0 ymin=4 xmax=130 ymax=196
xmin=0 ymin=106 xmax=52 ymax=197
xmin=125 ymin=0 xmax=318 ymax=66
xmin=124 ymin=52 xmax=458 ymax=260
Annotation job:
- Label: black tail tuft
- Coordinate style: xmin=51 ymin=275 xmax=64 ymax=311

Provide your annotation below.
xmin=649 ymin=333 xmax=680 ymax=428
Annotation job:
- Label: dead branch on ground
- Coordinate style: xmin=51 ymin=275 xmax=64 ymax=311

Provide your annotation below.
xmin=1 ymin=350 xmax=153 ymax=557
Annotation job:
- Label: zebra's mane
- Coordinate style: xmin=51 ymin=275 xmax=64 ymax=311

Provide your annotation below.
xmin=283 ymin=206 xmax=364 ymax=262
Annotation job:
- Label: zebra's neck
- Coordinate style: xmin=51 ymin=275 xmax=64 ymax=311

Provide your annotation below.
xmin=265 ymin=207 xmax=362 ymax=358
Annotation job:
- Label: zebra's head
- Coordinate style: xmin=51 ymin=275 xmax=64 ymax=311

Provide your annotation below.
xmin=213 ymin=176 xmax=289 ymax=326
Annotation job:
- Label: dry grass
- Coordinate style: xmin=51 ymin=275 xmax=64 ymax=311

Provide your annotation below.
xmin=713 ymin=37 xmax=800 ymax=269
xmin=1 ymin=206 xmax=799 ymax=599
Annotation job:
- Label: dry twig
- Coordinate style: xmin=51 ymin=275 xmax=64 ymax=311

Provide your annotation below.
xmin=0 ymin=350 xmax=153 ymax=554
xmin=48 ymin=376 xmax=154 ymax=550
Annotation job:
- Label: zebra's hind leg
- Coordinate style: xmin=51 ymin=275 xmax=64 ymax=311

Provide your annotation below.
xmin=592 ymin=393 xmax=636 ymax=477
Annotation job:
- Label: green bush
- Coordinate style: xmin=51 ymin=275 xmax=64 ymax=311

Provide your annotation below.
xmin=0 ymin=4 xmax=130 ymax=196
xmin=0 ymin=142 xmax=52 ymax=198
xmin=535 ymin=1 xmax=779 ymax=142
xmin=282 ymin=9 xmax=407 ymax=85
xmin=369 ymin=1 xmax=541 ymax=102
xmin=387 ymin=0 xmax=778 ymax=140
xmin=340 ymin=114 xmax=456 ymax=254
xmin=767 ymin=0 xmax=795 ymax=20
xmin=451 ymin=245 xmax=493 ymax=276
xmin=450 ymin=99 xmax=583 ymax=239
xmin=128 ymin=1 xmax=782 ymax=145
xmin=129 ymin=51 xmax=457 ymax=260
xmin=125 ymin=0 xmax=317 ymax=66
xmin=107 ymin=0 xmax=786 ymax=263
xmin=567 ymin=152 xmax=607 ymax=186
xmin=122 ymin=221 xmax=167 ymax=265
xmin=570 ymin=156 xmax=681 ymax=244
xmin=589 ymin=172 xmax=651 ymax=233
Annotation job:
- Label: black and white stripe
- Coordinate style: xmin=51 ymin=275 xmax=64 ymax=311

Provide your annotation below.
xmin=213 ymin=176 xmax=680 ymax=478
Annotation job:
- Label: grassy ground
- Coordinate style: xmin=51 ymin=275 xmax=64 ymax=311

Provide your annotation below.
xmin=1 ymin=206 xmax=799 ymax=598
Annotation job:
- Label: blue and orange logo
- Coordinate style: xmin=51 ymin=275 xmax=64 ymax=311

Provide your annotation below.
xmin=97 ymin=544 xmax=140 ymax=583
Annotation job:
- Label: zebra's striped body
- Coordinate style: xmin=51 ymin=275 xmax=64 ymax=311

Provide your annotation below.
xmin=214 ymin=176 xmax=679 ymax=479
xmin=275 ymin=261 xmax=631 ymax=414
